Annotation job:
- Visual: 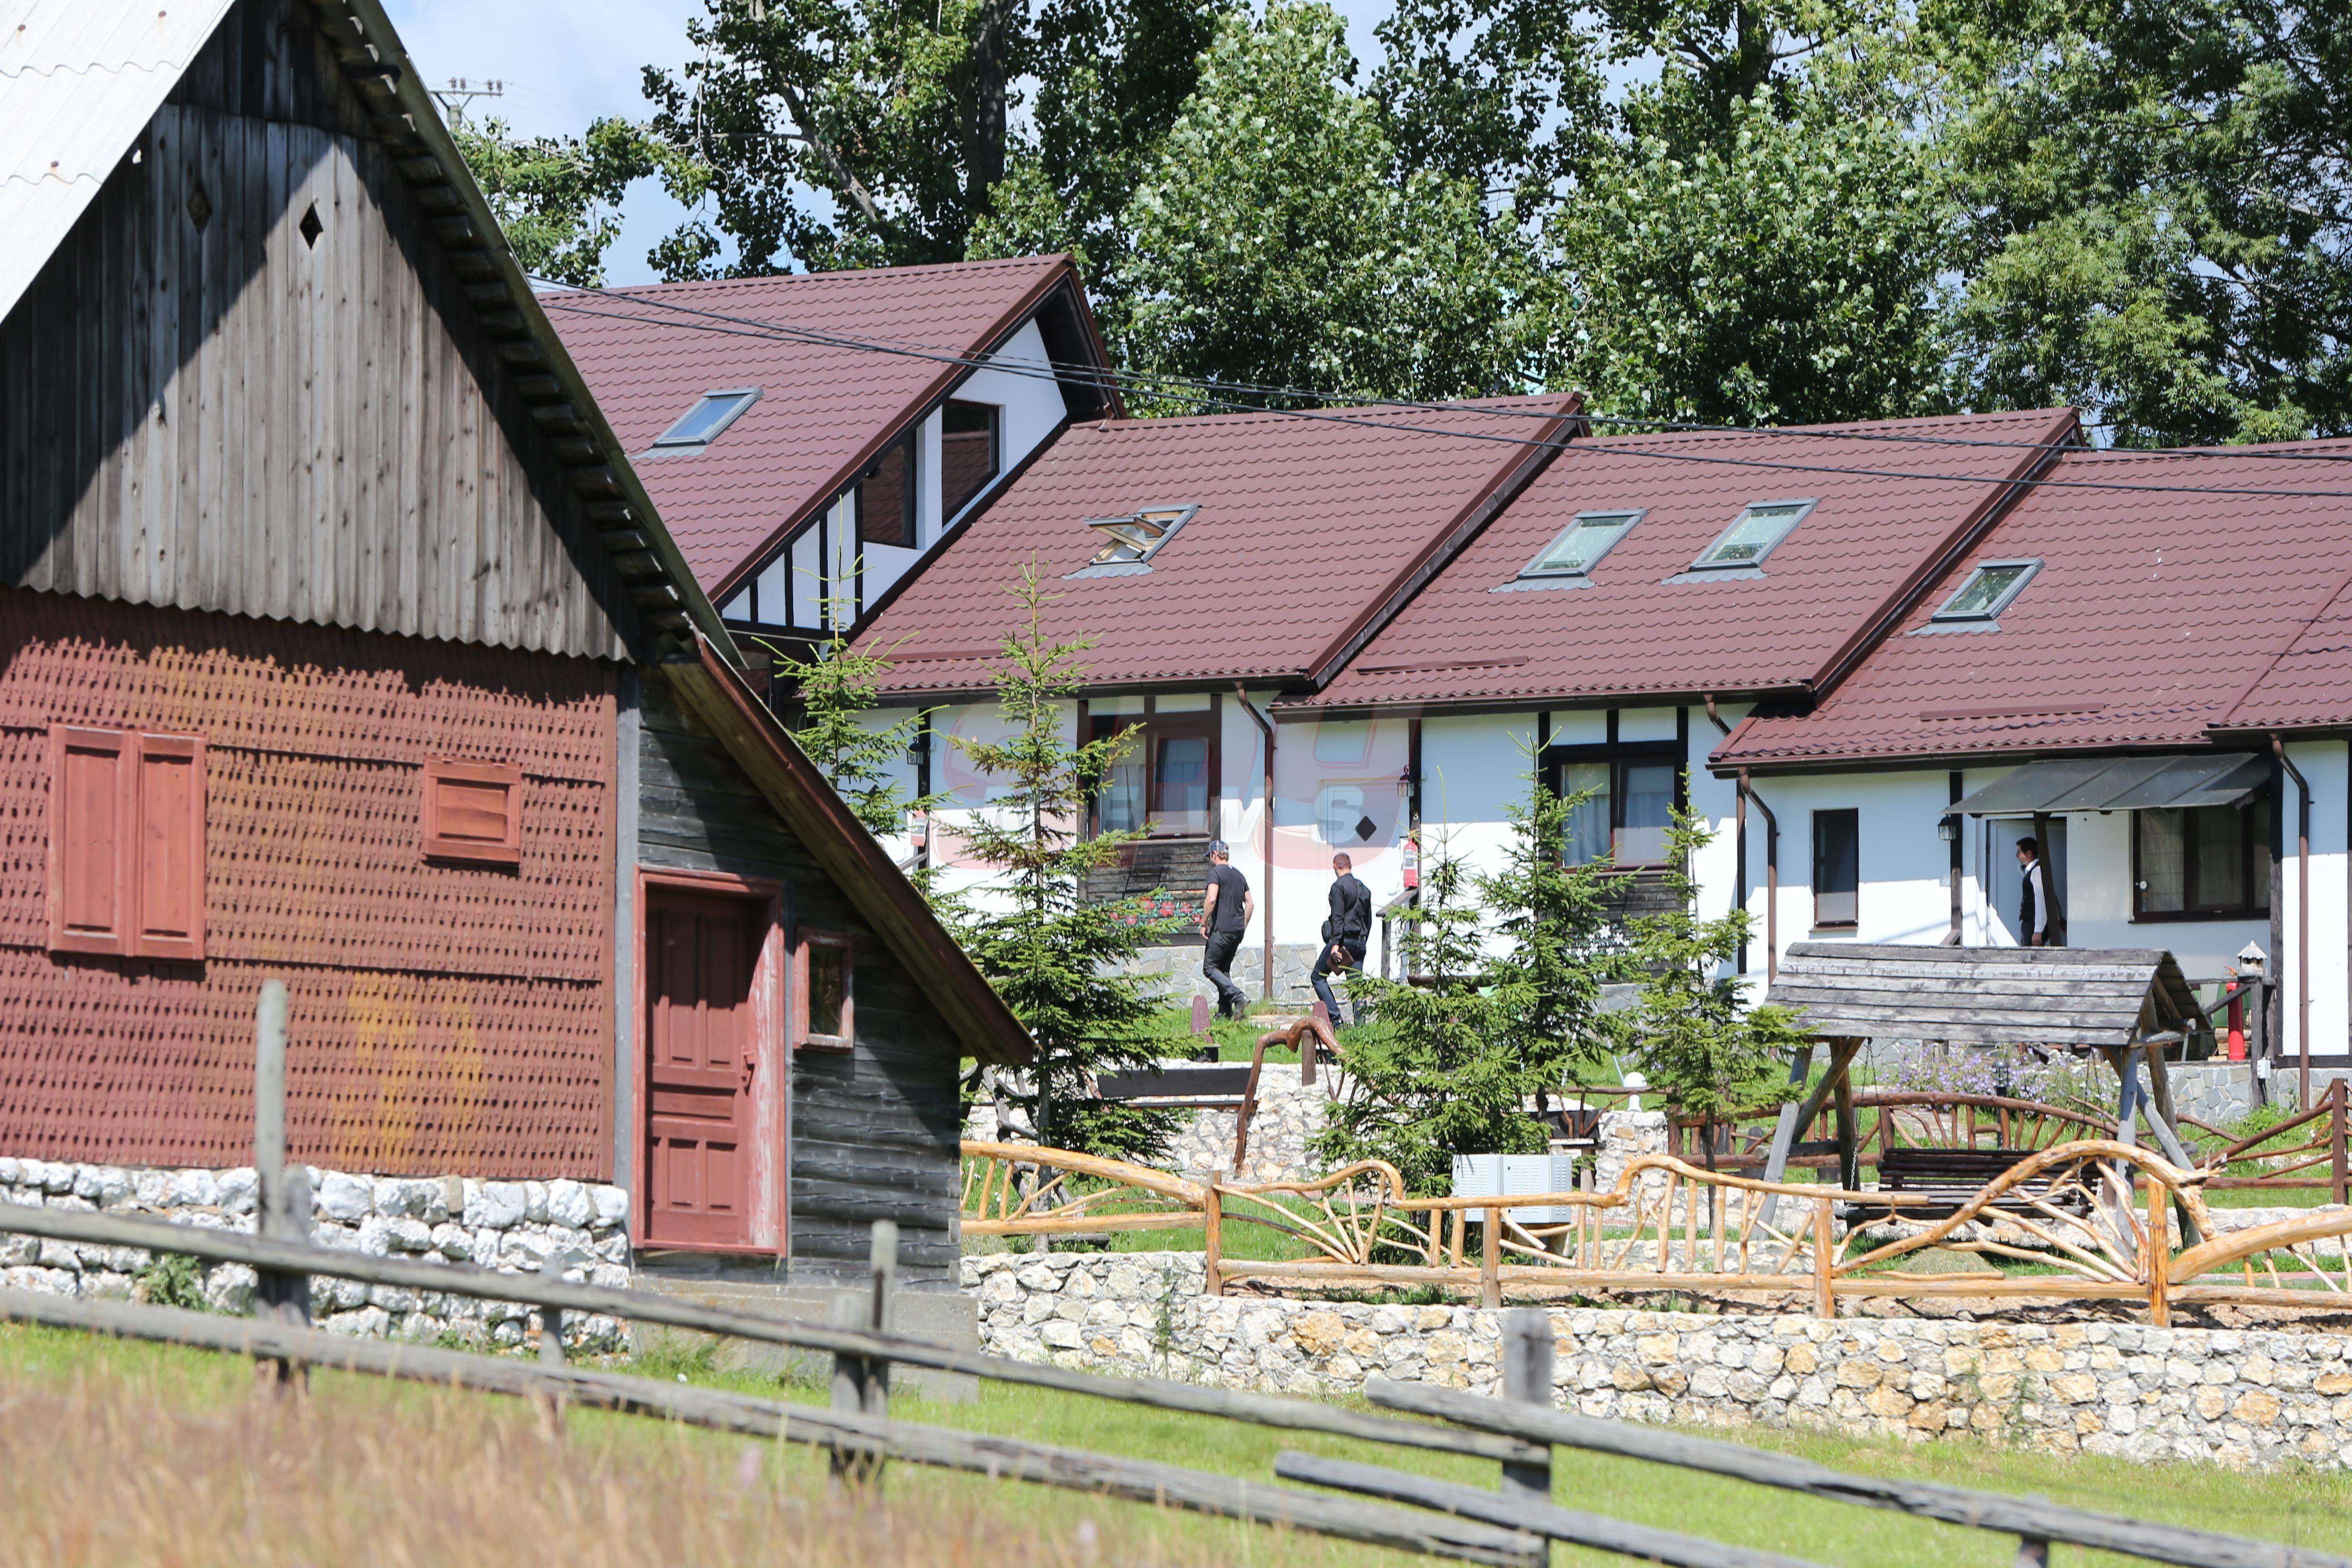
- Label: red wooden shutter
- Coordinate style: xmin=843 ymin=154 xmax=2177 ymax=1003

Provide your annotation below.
xmin=421 ymin=760 xmax=523 ymax=865
xmin=132 ymin=733 xmax=206 ymax=960
xmin=48 ymin=725 xmax=132 ymax=955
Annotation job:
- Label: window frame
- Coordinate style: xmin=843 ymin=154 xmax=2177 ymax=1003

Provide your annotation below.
xmin=47 ymin=723 xmax=207 ymax=960
xmin=1082 ymin=504 xmax=1200 ymax=568
xmin=1685 ymin=498 xmax=1817 ymax=573
xmin=420 ymin=758 xmax=524 ymax=867
xmin=1811 ymin=807 xmax=1860 ymax=930
xmin=854 ymin=428 xmax=919 ymax=550
xmin=1087 ymin=707 xmax=1221 ymax=839
xmin=1542 ymin=740 xmax=1684 ymax=871
xmin=1518 ymin=509 xmax=1645 ymax=581
xmin=647 ymin=387 xmax=761 ymax=452
xmin=940 ymin=398 xmax=1002 ymax=521
xmin=1931 ymin=559 xmax=2043 ymax=624
xmin=2131 ymin=799 xmax=2272 ymax=921
xmin=792 ymin=929 xmax=856 ymax=1052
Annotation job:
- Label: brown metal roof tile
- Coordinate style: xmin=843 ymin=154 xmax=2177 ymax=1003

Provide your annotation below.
xmin=1294 ymin=409 xmax=2078 ymax=714
xmin=1718 ymin=437 xmax=2352 ymax=767
xmin=545 ymin=256 xmax=1083 ymax=592
xmin=854 ymin=394 xmax=1583 ymax=693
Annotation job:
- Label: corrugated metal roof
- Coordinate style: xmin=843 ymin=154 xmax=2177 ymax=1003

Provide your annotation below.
xmin=1293 ymin=409 xmax=2075 ymax=714
xmin=855 ymin=395 xmax=1580 ymax=694
xmin=1716 ymin=438 xmax=2352 ymax=767
xmin=1947 ymin=753 xmax=2267 ymax=816
xmin=545 ymin=257 xmax=1087 ymax=593
xmin=0 ymin=0 xmax=236 ymax=322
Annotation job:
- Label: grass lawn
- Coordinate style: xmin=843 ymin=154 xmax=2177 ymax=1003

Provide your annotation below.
xmin=5 ymin=1320 xmax=2350 ymax=1568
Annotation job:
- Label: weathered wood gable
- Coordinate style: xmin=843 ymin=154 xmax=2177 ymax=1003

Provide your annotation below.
xmin=0 ymin=0 xmax=636 ymax=661
xmin=638 ymin=676 xmax=965 ymax=1287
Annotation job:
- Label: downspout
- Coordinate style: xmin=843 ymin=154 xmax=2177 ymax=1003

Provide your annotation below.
xmin=1737 ymin=768 xmax=1780 ymax=981
xmin=2274 ymin=736 xmax=2313 ymax=1107
xmin=1705 ymin=697 xmax=1745 ymax=975
xmin=1237 ymin=686 xmax=1275 ymax=1005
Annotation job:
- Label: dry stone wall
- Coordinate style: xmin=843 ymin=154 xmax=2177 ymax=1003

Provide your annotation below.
xmin=964 ymin=1250 xmax=2352 ymax=1471
xmin=0 ymin=1157 xmax=632 ymax=1350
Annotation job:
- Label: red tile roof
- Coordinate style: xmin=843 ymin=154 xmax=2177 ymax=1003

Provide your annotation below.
xmin=1293 ymin=410 xmax=2077 ymax=715
xmin=544 ymin=256 xmax=1088 ymax=593
xmin=1717 ymin=438 xmax=2352 ymax=768
xmin=855 ymin=395 xmax=1581 ymax=694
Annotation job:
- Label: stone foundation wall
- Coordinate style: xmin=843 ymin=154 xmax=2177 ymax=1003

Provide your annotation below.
xmin=0 ymin=1157 xmax=632 ymax=1350
xmin=1165 ymin=1062 xmax=1334 ymax=1183
xmin=963 ymin=1251 xmax=2352 ymax=1470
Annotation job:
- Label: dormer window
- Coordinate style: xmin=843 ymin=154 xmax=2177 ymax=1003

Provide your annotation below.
xmin=1069 ymin=505 xmax=1199 ymax=577
xmin=1686 ymin=499 xmax=1813 ymax=573
xmin=1932 ymin=559 xmax=2041 ymax=623
xmin=647 ymin=387 xmax=760 ymax=453
xmin=1519 ymin=510 xmax=1642 ymax=581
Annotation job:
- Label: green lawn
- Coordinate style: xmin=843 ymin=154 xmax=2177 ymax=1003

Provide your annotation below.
xmin=6 ymin=1315 xmax=2348 ymax=1568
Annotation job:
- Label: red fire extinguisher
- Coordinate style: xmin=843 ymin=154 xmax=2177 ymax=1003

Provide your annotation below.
xmin=2225 ymin=972 xmax=2246 ymax=1062
xmin=1401 ymin=832 xmax=1420 ymax=891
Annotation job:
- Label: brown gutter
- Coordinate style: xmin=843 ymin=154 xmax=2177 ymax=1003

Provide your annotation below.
xmin=1304 ymin=393 xmax=1586 ymax=689
xmin=1237 ymin=686 xmax=1276 ymax=1003
xmin=668 ymin=635 xmax=1033 ymax=1064
xmin=2273 ymin=735 xmax=2313 ymax=1106
xmin=707 ymin=264 xmax=1104 ymax=607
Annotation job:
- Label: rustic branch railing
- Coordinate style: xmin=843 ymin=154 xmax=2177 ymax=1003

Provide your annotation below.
xmin=961 ymin=1139 xmax=2352 ymax=1321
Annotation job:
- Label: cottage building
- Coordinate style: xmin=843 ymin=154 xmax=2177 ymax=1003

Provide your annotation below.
xmin=1715 ymin=439 xmax=2352 ymax=1086
xmin=0 ymin=0 xmax=1025 ymax=1308
xmin=549 ymin=255 xmax=1117 ymax=667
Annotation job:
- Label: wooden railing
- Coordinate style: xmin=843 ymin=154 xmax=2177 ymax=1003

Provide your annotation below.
xmin=962 ymin=1139 xmax=2352 ymax=1323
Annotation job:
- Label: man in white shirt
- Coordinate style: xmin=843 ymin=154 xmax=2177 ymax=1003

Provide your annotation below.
xmin=2015 ymin=836 xmax=2063 ymax=946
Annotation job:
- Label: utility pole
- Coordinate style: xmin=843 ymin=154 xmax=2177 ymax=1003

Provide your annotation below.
xmin=431 ymin=77 xmax=505 ymax=129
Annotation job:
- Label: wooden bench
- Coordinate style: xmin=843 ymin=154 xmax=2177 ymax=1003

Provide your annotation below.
xmin=1096 ymin=1065 xmax=1254 ymax=1110
xmin=1847 ymin=1146 xmax=2088 ymax=1223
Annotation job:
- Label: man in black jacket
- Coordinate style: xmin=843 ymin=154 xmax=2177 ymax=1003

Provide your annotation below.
xmin=1312 ymin=853 xmax=1373 ymax=1027
xmin=2015 ymin=836 xmax=2065 ymax=946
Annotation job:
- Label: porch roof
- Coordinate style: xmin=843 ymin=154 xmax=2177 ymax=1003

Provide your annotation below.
xmin=1765 ymin=943 xmax=2203 ymax=1050
xmin=1944 ymin=752 xmax=2267 ymax=818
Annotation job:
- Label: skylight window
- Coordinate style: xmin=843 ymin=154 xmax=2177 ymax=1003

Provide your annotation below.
xmin=649 ymin=387 xmax=761 ymax=451
xmin=1520 ymin=510 xmax=1643 ymax=579
xmin=1085 ymin=505 xmax=1198 ymax=567
xmin=1932 ymin=559 xmax=2040 ymax=622
xmin=1687 ymin=499 xmax=1814 ymax=572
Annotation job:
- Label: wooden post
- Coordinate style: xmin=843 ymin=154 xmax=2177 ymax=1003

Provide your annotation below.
xmin=1832 ymin=1063 xmax=1859 ymax=1194
xmin=2332 ymin=1078 xmax=2348 ymax=1210
xmin=1481 ymin=1206 xmax=1502 ymax=1309
xmin=1203 ymin=1173 xmax=1225 ymax=1298
xmin=1812 ymin=1196 xmax=1835 ymax=1319
xmin=2015 ymin=1536 xmax=2050 ymax=1567
xmin=2145 ymin=1165 xmax=2170 ymax=1328
xmin=539 ymin=1307 xmax=564 ymax=1367
xmin=251 ymin=980 xmax=309 ymax=1391
xmin=828 ymin=1219 xmax=897 ymax=1487
xmin=1499 ymin=1307 xmax=1554 ymax=1542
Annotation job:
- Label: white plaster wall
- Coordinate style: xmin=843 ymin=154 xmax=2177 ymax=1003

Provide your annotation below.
xmin=941 ymin=318 xmax=1067 ymax=531
xmin=2279 ymin=739 xmax=2348 ymax=1064
xmin=1258 ymin=704 xmax=1415 ymax=949
xmin=1740 ymin=769 xmax=1956 ymax=959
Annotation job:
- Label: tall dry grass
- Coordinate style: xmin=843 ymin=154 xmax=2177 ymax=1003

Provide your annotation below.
xmin=0 ymin=1340 xmax=1261 ymax=1568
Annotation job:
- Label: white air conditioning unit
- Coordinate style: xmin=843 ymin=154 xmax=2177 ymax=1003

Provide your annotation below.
xmin=1450 ymin=1153 xmax=1582 ymax=1225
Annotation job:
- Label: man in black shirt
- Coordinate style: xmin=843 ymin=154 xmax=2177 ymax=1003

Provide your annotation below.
xmin=1199 ymin=840 xmax=1254 ymax=1019
xmin=1312 ymin=853 xmax=1372 ymax=1027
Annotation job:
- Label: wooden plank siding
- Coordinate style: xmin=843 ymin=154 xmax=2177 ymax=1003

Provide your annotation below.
xmin=635 ymin=678 xmax=965 ymax=1287
xmin=0 ymin=0 xmax=632 ymax=662
xmin=1766 ymin=943 xmax=2204 ymax=1049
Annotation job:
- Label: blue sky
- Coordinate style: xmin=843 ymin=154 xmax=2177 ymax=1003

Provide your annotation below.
xmin=384 ymin=0 xmax=1397 ymax=287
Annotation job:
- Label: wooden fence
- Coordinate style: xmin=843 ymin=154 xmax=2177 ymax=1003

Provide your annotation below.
xmin=962 ymin=1139 xmax=2352 ymax=1322
xmin=0 ymin=1202 xmax=2342 ymax=1568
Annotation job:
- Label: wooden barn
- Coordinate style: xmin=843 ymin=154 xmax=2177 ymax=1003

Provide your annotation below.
xmin=0 ymin=0 xmax=1026 ymax=1302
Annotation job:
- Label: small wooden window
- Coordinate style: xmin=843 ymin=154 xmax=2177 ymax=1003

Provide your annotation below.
xmin=421 ymin=759 xmax=523 ymax=866
xmin=1812 ymin=808 xmax=1859 ymax=929
xmin=794 ymin=932 xmax=853 ymax=1050
xmin=48 ymin=724 xmax=206 ymax=960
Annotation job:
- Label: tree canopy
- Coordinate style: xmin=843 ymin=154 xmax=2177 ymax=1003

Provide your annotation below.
xmin=456 ymin=0 xmax=2352 ymax=444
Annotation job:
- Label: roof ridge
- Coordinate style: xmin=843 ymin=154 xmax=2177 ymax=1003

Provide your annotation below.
xmin=588 ymin=255 xmax=1067 ymax=299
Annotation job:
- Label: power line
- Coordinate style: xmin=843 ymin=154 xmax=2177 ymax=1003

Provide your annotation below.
xmin=533 ymin=279 xmax=2352 ymax=500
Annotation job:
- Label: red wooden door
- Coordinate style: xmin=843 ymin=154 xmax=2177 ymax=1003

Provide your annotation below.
xmin=643 ymin=891 xmax=761 ymax=1247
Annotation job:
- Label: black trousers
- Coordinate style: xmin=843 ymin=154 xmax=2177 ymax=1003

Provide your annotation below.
xmin=1311 ymin=941 xmax=1366 ymax=1025
xmin=1201 ymin=928 xmax=1248 ymax=1015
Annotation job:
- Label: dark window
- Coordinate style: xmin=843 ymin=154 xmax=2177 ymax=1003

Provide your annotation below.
xmin=857 ymin=433 xmax=917 ymax=549
xmin=797 ymin=933 xmax=853 ymax=1049
xmin=1545 ymin=749 xmax=1680 ymax=867
xmin=1090 ymin=712 xmax=1216 ymax=836
xmin=1813 ymin=808 xmax=1859 ymax=927
xmin=2135 ymin=801 xmax=2271 ymax=918
xmin=941 ymin=400 xmax=1000 ymax=519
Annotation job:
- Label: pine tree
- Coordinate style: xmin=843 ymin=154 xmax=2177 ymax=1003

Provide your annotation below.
xmin=1477 ymin=760 xmax=1616 ymax=1102
xmin=752 ymin=618 xmax=940 ymax=847
xmin=1612 ymin=801 xmax=1808 ymax=1167
xmin=950 ymin=564 xmax=1181 ymax=1160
